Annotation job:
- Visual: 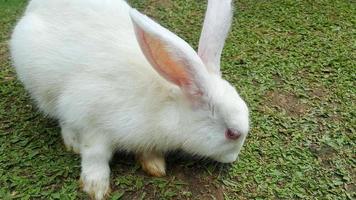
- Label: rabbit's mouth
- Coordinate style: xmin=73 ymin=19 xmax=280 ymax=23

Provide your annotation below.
xmin=212 ymin=152 xmax=239 ymax=163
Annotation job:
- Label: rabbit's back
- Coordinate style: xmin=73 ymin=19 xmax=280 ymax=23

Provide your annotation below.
xmin=10 ymin=0 xmax=160 ymax=116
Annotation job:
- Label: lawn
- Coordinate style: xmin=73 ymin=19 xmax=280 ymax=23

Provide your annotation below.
xmin=0 ymin=0 xmax=355 ymax=199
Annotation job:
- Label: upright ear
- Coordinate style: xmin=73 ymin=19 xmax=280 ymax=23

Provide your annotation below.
xmin=198 ymin=0 xmax=233 ymax=75
xmin=130 ymin=9 xmax=210 ymax=101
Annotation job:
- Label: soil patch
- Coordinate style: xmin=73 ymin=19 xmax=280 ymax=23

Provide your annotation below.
xmin=309 ymin=143 xmax=337 ymax=167
xmin=265 ymin=90 xmax=309 ymax=116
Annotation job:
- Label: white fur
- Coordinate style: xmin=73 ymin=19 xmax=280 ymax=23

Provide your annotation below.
xmin=10 ymin=0 xmax=249 ymax=199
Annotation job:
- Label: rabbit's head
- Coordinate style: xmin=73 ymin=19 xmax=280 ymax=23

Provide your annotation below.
xmin=130 ymin=0 xmax=249 ymax=163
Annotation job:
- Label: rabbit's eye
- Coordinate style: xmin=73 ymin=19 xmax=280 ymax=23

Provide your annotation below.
xmin=225 ymin=129 xmax=241 ymax=140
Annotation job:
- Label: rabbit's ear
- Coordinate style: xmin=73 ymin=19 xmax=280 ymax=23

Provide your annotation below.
xmin=130 ymin=9 xmax=210 ymax=101
xmin=198 ymin=0 xmax=233 ymax=76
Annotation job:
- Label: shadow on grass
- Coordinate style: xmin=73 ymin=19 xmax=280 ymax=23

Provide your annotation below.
xmin=110 ymin=151 xmax=231 ymax=199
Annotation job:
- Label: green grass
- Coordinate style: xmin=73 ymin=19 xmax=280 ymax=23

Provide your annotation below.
xmin=0 ymin=0 xmax=355 ymax=199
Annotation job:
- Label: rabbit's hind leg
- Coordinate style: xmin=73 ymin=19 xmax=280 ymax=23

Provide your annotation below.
xmin=60 ymin=123 xmax=81 ymax=154
xmin=137 ymin=151 xmax=166 ymax=177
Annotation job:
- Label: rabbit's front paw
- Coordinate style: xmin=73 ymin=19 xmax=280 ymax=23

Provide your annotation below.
xmin=137 ymin=151 xmax=166 ymax=177
xmin=80 ymin=170 xmax=110 ymax=200
xmin=80 ymin=143 xmax=112 ymax=200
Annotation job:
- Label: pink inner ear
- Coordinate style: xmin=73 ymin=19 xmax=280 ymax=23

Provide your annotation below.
xmin=136 ymin=27 xmax=192 ymax=87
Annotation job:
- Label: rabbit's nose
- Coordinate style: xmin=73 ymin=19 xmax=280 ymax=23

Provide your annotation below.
xmin=225 ymin=129 xmax=241 ymax=140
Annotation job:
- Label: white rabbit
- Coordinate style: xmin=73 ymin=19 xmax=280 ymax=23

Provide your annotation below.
xmin=10 ymin=0 xmax=249 ymax=199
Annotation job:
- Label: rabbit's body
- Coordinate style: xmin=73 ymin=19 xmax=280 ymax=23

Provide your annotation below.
xmin=11 ymin=0 xmax=249 ymax=199
xmin=12 ymin=0 xmax=178 ymax=151
xmin=12 ymin=0 xmax=155 ymax=116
